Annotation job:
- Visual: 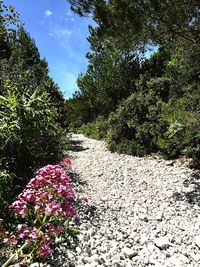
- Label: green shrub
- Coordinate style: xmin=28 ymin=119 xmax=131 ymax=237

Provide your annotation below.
xmin=157 ymin=86 xmax=200 ymax=159
xmin=106 ymin=76 xmax=200 ymax=162
xmin=106 ymin=90 xmax=164 ymax=156
xmin=0 ymin=169 xmax=16 ymax=227
xmin=78 ymin=116 xmax=108 ymax=140
xmin=0 ymin=80 xmax=66 ymax=225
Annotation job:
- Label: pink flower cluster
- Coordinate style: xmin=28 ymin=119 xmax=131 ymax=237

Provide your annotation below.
xmin=38 ymin=236 xmax=53 ymax=258
xmin=3 ymin=226 xmax=38 ymax=246
xmin=60 ymin=158 xmax=72 ymax=168
xmin=3 ymin=159 xmax=77 ymax=259
xmin=11 ymin=164 xmax=76 ymax=218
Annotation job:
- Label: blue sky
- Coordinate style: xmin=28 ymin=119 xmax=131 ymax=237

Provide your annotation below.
xmin=6 ymin=0 xmax=93 ymax=98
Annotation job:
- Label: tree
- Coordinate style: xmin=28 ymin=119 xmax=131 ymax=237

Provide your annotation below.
xmin=0 ymin=26 xmax=66 ymax=125
xmin=67 ymin=0 xmax=200 ymax=166
xmin=0 ymin=27 xmax=48 ymax=87
xmin=0 ymin=0 xmax=19 ymax=37
xmin=76 ymin=26 xmax=141 ymax=118
xmin=68 ymin=0 xmax=200 ymax=50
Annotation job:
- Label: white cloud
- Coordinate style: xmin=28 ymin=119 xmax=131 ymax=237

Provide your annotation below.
xmin=45 ymin=10 xmax=53 ymax=17
xmin=58 ymin=29 xmax=72 ymax=37
xmin=64 ymin=9 xmax=75 ymax=22
xmin=66 ymin=10 xmax=73 ymax=17
xmin=48 ymin=25 xmax=73 ymax=47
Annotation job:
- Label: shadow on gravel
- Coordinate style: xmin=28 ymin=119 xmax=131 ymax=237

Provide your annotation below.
xmin=69 ymin=171 xmax=100 ymax=226
xmin=173 ymin=172 xmax=200 ymax=206
xmin=69 ymin=145 xmax=88 ymax=152
xmin=68 ymin=140 xmax=88 ymax=152
xmin=70 ymin=139 xmax=83 ymax=146
xmin=74 ymin=203 xmax=99 ymax=226
xmin=69 ymin=171 xmax=88 ymax=187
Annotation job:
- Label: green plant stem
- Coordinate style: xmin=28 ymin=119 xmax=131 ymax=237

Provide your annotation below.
xmin=37 ymin=214 xmax=48 ymax=234
xmin=2 ymin=243 xmax=27 ymax=267
xmin=2 ymin=215 xmax=49 ymax=267
xmin=26 ymin=243 xmax=39 ymax=258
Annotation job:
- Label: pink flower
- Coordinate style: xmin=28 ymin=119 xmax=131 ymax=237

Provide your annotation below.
xmin=28 ymin=176 xmax=47 ymax=188
xmin=51 ymin=201 xmax=61 ymax=210
xmin=12 ymin=239 xmax=18 ymax=245
xmin=19 ymin=229 xmax=30 ymax=238
xmin=3 ymin=238 xmax=9 ymax=244
xmin=10 ymin=200 xmax=28 ymax=216
xmin=62 ymin=204 xmax=76 ymax=217
xmin=7 ymin=162 xmax=77 ymax=259
xmin=45 ymin=205 xmax=52 ymax=216
xmin=19 ymin=189 xmax=35 ymax=202
xmin=82 ymin=197 xmax=89 ymax=203
xmin=48 ymin=225 xmax=64 ymax=235
xmin=17 ymin=224 xmax=24 ymax=231
xmin=38 ymin=244 xmax=53 ymax=258
xmin=60 ymin=158 xmax=72 ymax=167
xmin=38 ymin=237 xmax=53 ymax=258
xmin=5 ymin=234 xmax=18 ymax=246
xmin=60 ymin=173 xmax=71 ymax=182
xmin=29 ymin=229 xmax=38 ymax=240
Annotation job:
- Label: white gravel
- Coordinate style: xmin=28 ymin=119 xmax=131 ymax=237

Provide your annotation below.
xmin=44 ymin=134 xmax=200 ymax=267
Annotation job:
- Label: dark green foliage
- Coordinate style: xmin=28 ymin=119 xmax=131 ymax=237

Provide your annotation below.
xmin=142 ymin=47 xmax=172 ymax=78
xmin=68 ymin=0 xmax=200 ymax=48
xmin=65 ymin=92 xmax=93 ymax=131
xmin=76 ymin=36 xmax=141 ymax=118
xmin=0 ymin=81 xmax=65 ymax=175
xmin=78 ymin=117 xmax=108 ymax=140
xmin=0 ymin=78 xmax=66 ymax=227
xmin=107 ymin=90 xmax=164 ymax=156
xmin=0 ymin=0 xmax=20 ymax=38
xmin=157 ymin=85 xmax=200 ymax=159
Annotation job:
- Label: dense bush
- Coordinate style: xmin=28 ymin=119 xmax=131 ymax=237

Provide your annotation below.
xmin=157 ymin=85 xmax=200 ymax=159
xmin=106 ymin=86 xmax=165 ymax=156
xmin=107 ymin=82 xmax=200 ymax=161
xmin=78 ymin=117 xmax=108 ymax=140
xmin=65 ymin=0 xmax=200 ymax=167
xmin=0 ymin=80 xmax=66 ymax=226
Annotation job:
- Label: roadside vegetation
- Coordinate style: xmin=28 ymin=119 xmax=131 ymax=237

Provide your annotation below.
xmin=66 ymin=0 xmax=200 ymax=167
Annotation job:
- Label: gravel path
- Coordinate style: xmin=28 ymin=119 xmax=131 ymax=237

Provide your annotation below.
xmin=57 ymin=134 xmax=200 ymax=267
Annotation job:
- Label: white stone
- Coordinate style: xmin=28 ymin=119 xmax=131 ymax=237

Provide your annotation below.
xmin=30 ymin=263 xmax=45 ymax=267
xmin=155 ymin=211 xmax=163 ymax=221
xmin=140 ymin=234 xmax=148 ymax=245
xmin=190 ymin=252 xmax=200 ymax=262
xmin=66 ymin=134 xmax=198 ymax=267
xmin=194 ymin=235 xmax=200 ymax=248
xmin=153 ymin=237 xmax=171 ymax=249
xmin=167 ymin=253 xmax=189 ymax=265
xmin=76 ymin=247 xmax=82 ymax=254
xmin=121 ymin=247 xmax=138 ymax=258
xmin=111 ymin=261 xmax=122 ymax=267
xmin=138 ymin=214 xmax=148 ymax=221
